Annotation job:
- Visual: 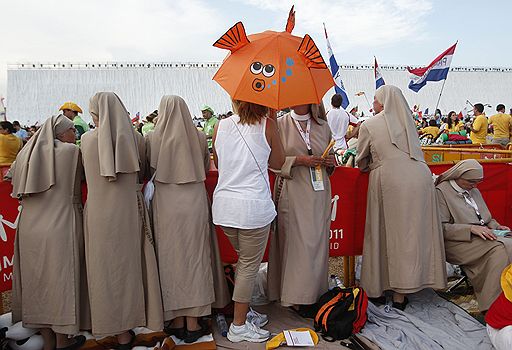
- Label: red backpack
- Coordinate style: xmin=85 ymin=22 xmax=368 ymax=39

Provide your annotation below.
xmin=313 ymin=287 xmax=368 ymax=341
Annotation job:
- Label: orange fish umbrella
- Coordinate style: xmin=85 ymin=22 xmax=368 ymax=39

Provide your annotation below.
xmin=212 ymin=7 xmax=334 ymax=110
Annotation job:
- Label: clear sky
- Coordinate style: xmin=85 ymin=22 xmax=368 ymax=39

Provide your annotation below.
xmin=1 ymin=0 xmax=510 ymax=100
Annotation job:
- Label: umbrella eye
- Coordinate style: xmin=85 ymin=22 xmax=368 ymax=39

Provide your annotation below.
xmin=262 ymin=64 xmax=275 ymax=78
xmin=250 ymin=62 xmax=264 ymax=74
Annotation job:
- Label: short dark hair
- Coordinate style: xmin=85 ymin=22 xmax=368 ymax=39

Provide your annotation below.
xmin=12 ymin=121 xmax=20 ymax=127
xmin=429 ymin=119 xmax=437 ymax=127
xmin=0 ymin=121 xmax=16 ymax=134
xmin=474 ymin=103 xmax=484 ymax=113
xmin=497 ymin=104 xmax=505 ymax=112
xmin=331 ymin=94 xmax=343 ymax=108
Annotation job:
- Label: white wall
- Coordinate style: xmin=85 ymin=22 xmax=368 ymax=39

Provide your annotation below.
xmin=7 ymin=65 xmax=231 ymax=125
xmin=6 ymin=64 xmax=512 ymax=125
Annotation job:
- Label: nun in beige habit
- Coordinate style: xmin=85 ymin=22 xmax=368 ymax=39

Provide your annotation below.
xmin=146 ymin=95 xmax=229 ymax=343
xmin=355 ymin=85 xmax=446 ymax=309
xmin=81 ymin=92 xmax=163 ymax=345
xmin=11 ymin=115 xmax=89 ymax=350
xmin=435 ymin=159 xmax=512 ymax=311
xmin=267 ymin=103 xmax=334 ymax=310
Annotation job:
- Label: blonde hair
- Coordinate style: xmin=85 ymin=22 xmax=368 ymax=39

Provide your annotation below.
xmin=232 ymin=99 xmax=269 ymax=125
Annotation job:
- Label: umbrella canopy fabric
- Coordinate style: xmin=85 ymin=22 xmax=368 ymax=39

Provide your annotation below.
xmin=212 ymin=21 xmax=334 ymax=110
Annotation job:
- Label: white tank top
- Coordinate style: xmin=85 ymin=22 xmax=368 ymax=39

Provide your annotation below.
xmin=212 ymin=115 xmax=275 ymax=229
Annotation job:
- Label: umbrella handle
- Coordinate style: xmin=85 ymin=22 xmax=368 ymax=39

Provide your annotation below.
xmin=321 ymin=140 xmax=335 ymax=158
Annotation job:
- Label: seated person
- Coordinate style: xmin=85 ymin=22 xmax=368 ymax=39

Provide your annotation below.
xmin=435 ymin=159 xmax=512 ymax=312
xmin=419 ymin=119 xmax=440 ymax=139
xmin=485 ymin=264 xmax=512 ymax=350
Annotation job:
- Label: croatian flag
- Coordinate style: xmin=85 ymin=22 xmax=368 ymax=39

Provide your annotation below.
xmin=324 ymin=24 xmax=349 ymax=109
xmin=408 ymin=42 xmax=457 ymax=92
xmin=374 ymin=57 xmax=385 ymax=89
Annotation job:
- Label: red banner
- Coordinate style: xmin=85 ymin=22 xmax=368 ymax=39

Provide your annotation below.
xmin=1 ymin=163 xmax=511 ymax=292
xmin=0 ymin=183 xmax=18 ymax=292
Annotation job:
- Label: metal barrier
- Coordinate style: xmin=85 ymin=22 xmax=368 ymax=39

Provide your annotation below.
xmin=423 ymin=144 xmax=512 ymax=165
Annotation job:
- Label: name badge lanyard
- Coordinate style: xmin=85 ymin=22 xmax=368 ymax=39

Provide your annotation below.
xmin=293 ymin=118 xmax=324 ymax=191
xmin=462 ymin=192 xmax=485 ymax=225
xmin=293 ymin=119 xmax=313 ymax=156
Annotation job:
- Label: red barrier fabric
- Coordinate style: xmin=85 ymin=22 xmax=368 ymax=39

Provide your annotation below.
xmin=0 ymin=183 xmax=19 ymax=292
xmin=0 ymin=163 xmax=510 ymax=292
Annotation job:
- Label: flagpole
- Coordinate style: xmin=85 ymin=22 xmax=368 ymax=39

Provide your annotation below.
xmin=362 ymin=93 xmax=372 ymax=110
xmin=433 ymin=79 xmax=447 ymax=118
xmin=432 ymin=41 xmax=457 ymax=118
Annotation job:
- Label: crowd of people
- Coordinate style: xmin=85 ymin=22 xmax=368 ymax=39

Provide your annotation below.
xmin=416 ymin=103 xmax=512 ymax=147
xmin=0 ymin=85 xmax=511 ymax=349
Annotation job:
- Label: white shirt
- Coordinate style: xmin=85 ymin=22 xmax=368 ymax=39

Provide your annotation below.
xmin=212 ymin=115 xmax=275 ymax=229
xmin=326 ymin=107 xmax=351 ymax=150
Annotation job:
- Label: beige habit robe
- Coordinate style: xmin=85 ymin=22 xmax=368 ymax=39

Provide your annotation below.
xmin=268 ymin=105 xmax=332 ymax=305
xmin=147 ymin=95 xmax=229 ymax=320
xmin=11 ymin=115 xmax=90 ymax=333
xmin=356 ymin=85 xmax=446 ymax=298
xmin=435 ymin=159 xmax=512 ymax=311
xmin=81 ymin=92 xmax=163 ymax=336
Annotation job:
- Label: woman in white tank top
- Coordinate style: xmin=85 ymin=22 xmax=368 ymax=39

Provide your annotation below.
xmin=212 ymin=100 xmax=284 ymax=343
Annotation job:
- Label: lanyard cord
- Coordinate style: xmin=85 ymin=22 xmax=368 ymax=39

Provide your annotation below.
xmin=461 ymin=192 xmax=485 ymax=225
xmin=293 ymin=118 xmax=313 ymax=155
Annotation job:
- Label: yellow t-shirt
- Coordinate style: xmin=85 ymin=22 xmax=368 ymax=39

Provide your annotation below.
xmin=421 ymin=126 xmax=440 ymax=138
xmin=445 ymin=121 xmax=464 ymax=133
xmin=0 ymin=134 xmax=23 ymax=166
xmin=470 ymin=115 xmax=488 ymax=144
xmin=489 ymin=113 xmax=512 ymax=139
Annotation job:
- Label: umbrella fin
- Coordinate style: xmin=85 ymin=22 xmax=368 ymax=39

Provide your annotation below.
xmin=213 ymin=22 xmax=250 ymax=53
xmin=285 ymin=5 xmax=295 ymax=33
xmin=297 ymin=34 xmax=327 ymax=69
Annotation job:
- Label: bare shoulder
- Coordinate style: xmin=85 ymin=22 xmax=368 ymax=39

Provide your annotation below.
xmin=266 ymin=117 xmax=278 ymax=131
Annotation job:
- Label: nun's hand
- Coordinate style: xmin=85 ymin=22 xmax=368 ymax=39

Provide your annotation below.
xmin=497 ymin=225 xmax=511 ymax=231
xmin=322 ymin=155 xmax=336 ymax=167
xmin=471 ymin=225 xmax=497 ymax=241
xmin=295 ymin=155 xmax=324 ymax=167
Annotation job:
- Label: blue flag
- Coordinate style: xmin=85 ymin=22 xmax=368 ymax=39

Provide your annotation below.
xmin=374 ymin=57 xmax=385 ymax=89
xmin=324 ymin=25 xmax=349 ymax=109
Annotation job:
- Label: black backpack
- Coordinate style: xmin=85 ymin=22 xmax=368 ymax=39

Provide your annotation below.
xmin=313 ymin=287 xmax=368 ymax=341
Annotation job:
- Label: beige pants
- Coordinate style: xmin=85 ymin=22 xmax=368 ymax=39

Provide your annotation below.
xmin=221 ymin=225 xmax=270 ymax=303
xmin=492 ymin=138 xmax=510 ymax=147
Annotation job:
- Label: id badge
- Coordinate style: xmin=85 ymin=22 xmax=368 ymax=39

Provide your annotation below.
xmin=310 ymin=166 xmax=325 ymax=191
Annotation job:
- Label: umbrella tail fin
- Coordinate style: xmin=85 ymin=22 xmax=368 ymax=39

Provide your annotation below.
xmin=213 ymin=22 xmax=250 ymax=53
xmin=285 ymin=5 xmax=295 ymax=33
xmin=297 ymin=34 xmax=328 ymax=69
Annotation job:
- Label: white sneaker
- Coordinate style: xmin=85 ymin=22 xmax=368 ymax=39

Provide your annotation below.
xmin=246 ymin=308 xmax=269 ymax=327
xmin=227 ymin=321 xmax=270 ymax=343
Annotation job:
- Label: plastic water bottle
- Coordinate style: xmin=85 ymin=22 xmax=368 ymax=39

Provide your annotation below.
xmin=334 ymin=275 xmax=344 ymax=288
xmin=329 ymin=275 xmax=337 ymax=290
xmin=329 ymin=274 xmax=344 ymax=289
xmin=215 ymin=314 xmax=228 ymax=337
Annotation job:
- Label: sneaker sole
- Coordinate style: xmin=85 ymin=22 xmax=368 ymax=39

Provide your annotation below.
xmin=227 ymin=333 xmax=269 ymax=343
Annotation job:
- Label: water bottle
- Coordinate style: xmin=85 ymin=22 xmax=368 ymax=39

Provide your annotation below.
xmin=334 ymin=275 xmax=344 ymax=288
xmin=215 ymin=314 xmax=228 ymax=337
xmin=329 ymin=275 xmax=337 ymax=290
